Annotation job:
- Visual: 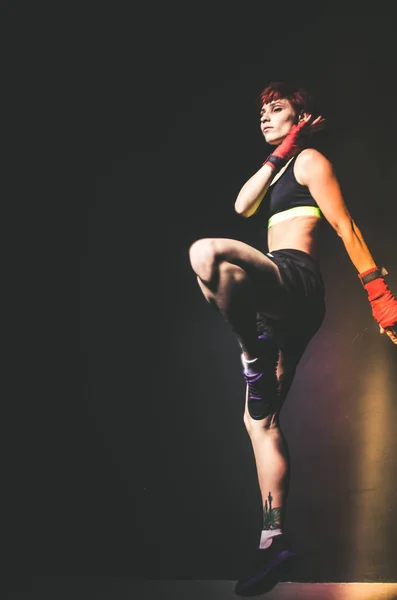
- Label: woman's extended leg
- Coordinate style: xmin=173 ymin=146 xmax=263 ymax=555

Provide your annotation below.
xmin=235 ymin=324 xmax=320 ymax=597
xmin=234 ymin=351 xmax=301 ymax=596
xmin=243 ymin=353 xmax=298 ymax=540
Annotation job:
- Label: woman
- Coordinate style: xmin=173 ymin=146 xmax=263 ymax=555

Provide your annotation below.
xmin=188 ymin=81 xmax=397 ymax=596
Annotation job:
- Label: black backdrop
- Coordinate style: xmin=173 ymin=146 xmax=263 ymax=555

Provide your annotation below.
xmin=4 ymin=1 xmax=397 ymax=585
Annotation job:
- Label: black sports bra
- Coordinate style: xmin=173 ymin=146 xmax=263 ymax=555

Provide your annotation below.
xmin=266 ymin=155 xmax=322 ymax=229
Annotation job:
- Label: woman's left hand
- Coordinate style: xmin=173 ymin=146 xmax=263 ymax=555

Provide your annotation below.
xmin=380 ymin=324 xmax=397 ymax=345
xmin=307 ymin=115 xmax=326 ymax=133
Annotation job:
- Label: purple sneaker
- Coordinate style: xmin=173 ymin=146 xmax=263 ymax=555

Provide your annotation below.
xmin=234 ymin=534 xmax=298 ymax=597
xmin=242 ymin=335 xmax=279 ymax=420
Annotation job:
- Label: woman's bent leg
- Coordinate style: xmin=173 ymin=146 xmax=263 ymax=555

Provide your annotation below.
xmin=189 ymin=237 xmax=289 ymax=359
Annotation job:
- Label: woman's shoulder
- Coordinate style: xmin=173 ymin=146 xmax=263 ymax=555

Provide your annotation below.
xmin=294 ymin=148 xmax=334 ymax=184
xmin=296 ymin=147 xmax=329 ymax=166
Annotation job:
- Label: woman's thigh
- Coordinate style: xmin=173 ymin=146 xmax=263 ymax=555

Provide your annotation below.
xmin=189 ymin=237 xmax=291 ymax=318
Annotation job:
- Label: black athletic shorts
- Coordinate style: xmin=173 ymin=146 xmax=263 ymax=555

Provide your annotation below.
xmin=256 ymin=249 xmax=326 ymax=363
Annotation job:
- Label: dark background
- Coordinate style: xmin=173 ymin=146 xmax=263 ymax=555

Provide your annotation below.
xmin=4 ymin=0 xmax=397 ymax=587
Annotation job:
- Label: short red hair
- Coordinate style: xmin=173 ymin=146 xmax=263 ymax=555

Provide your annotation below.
xmin=257 ymin=81 xmax=313 ymax=115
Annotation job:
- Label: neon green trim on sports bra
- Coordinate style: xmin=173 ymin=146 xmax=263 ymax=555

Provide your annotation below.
xmin=268 ymin=206 xmax=322 ymax=229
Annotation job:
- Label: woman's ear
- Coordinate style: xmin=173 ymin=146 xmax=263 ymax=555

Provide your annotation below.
xmin=294 ymin=111 xmax=306 ymax=124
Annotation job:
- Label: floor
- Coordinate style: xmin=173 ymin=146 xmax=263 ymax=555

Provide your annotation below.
xmin=5 ymin=578 xmax=397 ymax=599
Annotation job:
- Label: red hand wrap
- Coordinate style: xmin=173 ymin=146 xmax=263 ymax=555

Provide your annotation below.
xmin=271 ymin=120 xmax=309 ymax=161
xmin=359 ymin=268 xmax=397 ymax=329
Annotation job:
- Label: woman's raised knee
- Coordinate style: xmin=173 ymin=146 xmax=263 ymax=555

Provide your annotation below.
xmin=189 ymin=238 xmax=216 ymax=274
xmin=189 ymin=238 xmax=235 ymax=282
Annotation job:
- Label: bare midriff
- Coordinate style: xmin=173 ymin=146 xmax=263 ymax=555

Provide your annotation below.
xmin=267 ymin=215 xmax=322 ymax=259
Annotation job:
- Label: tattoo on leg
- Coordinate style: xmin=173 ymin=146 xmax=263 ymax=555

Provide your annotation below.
xmin=263 ymin=491 xmax=282 ymax=530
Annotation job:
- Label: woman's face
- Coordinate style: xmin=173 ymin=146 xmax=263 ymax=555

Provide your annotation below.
xmin=260 ymin=98 xmax=300 ymax=145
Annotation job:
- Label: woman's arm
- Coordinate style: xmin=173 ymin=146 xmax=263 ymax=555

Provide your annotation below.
xmin=234 ymin=163 xmax=276 ymax=218
xmin=296 ymin=148 xmax=376 ymax=272
xmin=297 ymin=148 xmax=397 ymax=344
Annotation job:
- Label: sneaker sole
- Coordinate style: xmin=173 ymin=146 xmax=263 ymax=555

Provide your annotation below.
xmin=234 ymin=550 xmax=298 ymax=597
